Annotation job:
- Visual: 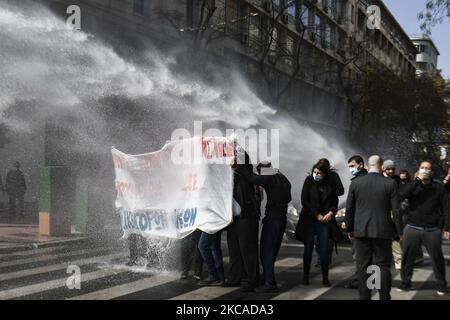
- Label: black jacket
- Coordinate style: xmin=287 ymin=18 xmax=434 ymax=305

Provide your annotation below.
xmin=399 ymin=179 xmax=450 ymax=232
xmin=295 ymin=175 xmax=340 ymax=243
xmin=345 ymin=172 xmax=402 ymax=240
xmin=237 ymin=168 xmax=292 ymax=218
xmin=5 ymin=169 xmax=26 ymax=194
xmin=329 ymin=171 xmax=345 ymax=196
xmin=233 ymin=166 xmax=258 ymax=219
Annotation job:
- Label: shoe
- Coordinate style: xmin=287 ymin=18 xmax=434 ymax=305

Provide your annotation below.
xmin=322 ymin=279 xmax=331 ymax=287
xmin=180 ymin=271 xmax=189 ymax=280
xmin=261 ymin=284 xmax=278 ymax=293
xmin=396 ymin=283 xmax=412 ymax=292
xmin=193 ymin=274 xmax=202 ymax=281
xmin=302 ymin=275 xmax=310 ymax=285
xmin=125 ymin=260 xmax=137 ymax=267
xmin=343 ymin=279 xmax=358 ymax=289
xmin=240 ymin=285 xmax=255 ymax=293
xmin=222 ymin=281 xmax=240 ymax=287
xmin=414 ymin=258 xmax=425 ymax=267
xmin=198 ymin=277 xmax=223 ymax=286
xmin=437 ymin=287 xmax=448 ymax=296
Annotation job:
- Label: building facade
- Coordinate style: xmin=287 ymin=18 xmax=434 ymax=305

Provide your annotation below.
xmin=410 ymin=35 xmax=440 ymax=76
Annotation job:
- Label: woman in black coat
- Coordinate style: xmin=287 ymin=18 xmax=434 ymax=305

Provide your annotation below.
xmin=295 ymin=161 xmax=340 ymax=286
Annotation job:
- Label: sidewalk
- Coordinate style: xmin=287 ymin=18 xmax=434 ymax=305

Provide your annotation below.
xmin=0 ymin=210 xmax=88 ymax=253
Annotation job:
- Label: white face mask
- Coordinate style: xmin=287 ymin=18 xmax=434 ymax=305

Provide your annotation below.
xmin=419 ymin=168 xmax=431 ymax=178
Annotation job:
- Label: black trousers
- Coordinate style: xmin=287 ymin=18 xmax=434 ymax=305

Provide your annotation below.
xmin=260 ymin=215 xmax=286 ymax=286
xmin=129 ymin=234 xmax=148 ymax=263
xmin=401 ymin=225 xmax=447 ymax=288
xmin=355 ymin=237 xmax=392 ymax=300
xmin=226 ymin=216 xmax=260 ymax=288
xmin=180 ymin=230 xmax=204 ymax=276
xmin=8 ymin=191 xmax=24 ymax=215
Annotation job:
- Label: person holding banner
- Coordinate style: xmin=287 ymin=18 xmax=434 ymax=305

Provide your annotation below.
xmin=236 ymin=161 xmax=292 ymax=293
xmin=225 ymin=154 xmax=260 ymax=292
xmin=197 ymin=229 xmax=225 ymax=286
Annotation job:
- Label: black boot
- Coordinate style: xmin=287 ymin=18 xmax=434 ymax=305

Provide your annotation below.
xmin=303 ymin=274 xmax=310 ymax=285
xmin=322 ymin=270 xmax=331 ymax=287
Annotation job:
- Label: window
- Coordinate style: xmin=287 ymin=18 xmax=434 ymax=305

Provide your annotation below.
xmin=133 ymin=0 xmax=144 ymax=15
xmin=287 ymin=1 xmax=295 ymax=17
xmin=300 ymin=4 xmax=309 ymax=28
xmin=323 ymin=24 xmax=331 ymax=48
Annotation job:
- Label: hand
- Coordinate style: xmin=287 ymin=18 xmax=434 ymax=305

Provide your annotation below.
xmin=317 ymin=214 xmax=324 ymax=222
xmin=321 ymin=212 xmax=334 ymax=223
xmin=348 ymin=232 xmax=355 ymax=241
xmin=417 ymin=172 xmax=429 ymax=181
xmin=230 ymin=159 xmax=237 ymax=169
xmin=444 ymin=231 xmax=450 ymax=240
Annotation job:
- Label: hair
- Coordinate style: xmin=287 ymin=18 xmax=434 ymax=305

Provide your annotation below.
xmin=347 ymin=155 xmax=364 ymax=165
xmin=368 ymin=155 xmax=383 ymax=168
xmin=419 ymin=160 xmax=434 ymax=170
xmin=312 ymin=160 xmax=331 ymax=175
xmin=399 ymin=169 xmax=411 ymax=182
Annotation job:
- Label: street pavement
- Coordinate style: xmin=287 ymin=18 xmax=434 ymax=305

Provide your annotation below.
xmin=0 ymin=236 xmax=449 ymax=300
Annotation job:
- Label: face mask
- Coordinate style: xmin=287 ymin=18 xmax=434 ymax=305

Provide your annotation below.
xmin=313 ymin=173 xmax=323 ymax=182
xmin=349 ymin=167 xmax=360 ymax=176
xmin=419 ymin=168 xmax=431 ymax=178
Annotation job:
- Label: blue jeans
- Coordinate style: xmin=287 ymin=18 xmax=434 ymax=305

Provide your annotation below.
xmin=260 ymin=216 xmax=286 ymax=286
xmin=303 ymin=221 xmax=330 ymax=276
xmin=198 ymin=231 xmax=224 ymax=280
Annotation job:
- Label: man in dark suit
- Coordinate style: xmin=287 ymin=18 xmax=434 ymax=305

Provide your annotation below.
xmin=345 ymin=155 xmax=402 ymax=300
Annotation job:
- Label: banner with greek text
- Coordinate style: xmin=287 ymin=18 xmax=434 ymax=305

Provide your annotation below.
xmin=112 ymin=137 xmax=235 ymax=239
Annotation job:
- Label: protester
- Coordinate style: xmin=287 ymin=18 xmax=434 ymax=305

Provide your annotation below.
xmin=295 ymin=160 xmax=341 ymax=287
xmin=180 ymin=230 xmax=204 ymax=280
xmin=236 ymin=161 xmax=292 ymax=292
xmin=5 ymin=161 xmax=26 ymax=217
xmin=314 ymin=159 xmax=344 ymax=267
xmin=383 ymin=160 xmax=401 ymax=186
xmin=343 ymin=155 xmax=367 ymax=289
xmin=198 ymin=229 xmax=225 ymax=286
xmin=398 ymin=161 xmax=450 ymax=296
xmin=225 ymin=152 xmax=259 ymax=292
xmin=382 ymin=160 xmax=403 ymax=270
xmin=127 ymin=234 xmax=149 ymax=266
xmin=348 ymin=155 xmax=368 ymax=181
xmin=345 ymin=155 xmax=402 ymax=300
xmin=399 ymin=170 xmax=411 ymax=185
xmin=399 ymin=169 xmax=425 ymax=266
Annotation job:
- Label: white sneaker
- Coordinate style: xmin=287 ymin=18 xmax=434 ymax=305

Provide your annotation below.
xmin=437 ymin=288 xmax=448 ymax=296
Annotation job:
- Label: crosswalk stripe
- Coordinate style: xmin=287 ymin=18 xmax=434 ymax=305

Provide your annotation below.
xmin=369 ymin=267 xmax=436 ymax=301
xmin=171 ymin=257 xmax=302 ymax=300
xmin=0 ymin=247 xmax=110 ymax=268
xmin=0 ymin=269 xmax=127 ymax=300
xmin=0 ymin=252 xmax=126 ymax=282
xmin=0 ymin=245 xmax=73 ymax=259
xmin=68 ymin=274 xmax=177 ymax=300
xmin=272 ymin=262 xmax=355 ymax=300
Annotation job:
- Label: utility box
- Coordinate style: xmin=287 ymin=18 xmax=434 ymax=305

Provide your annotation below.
xmin=39 ymin=166 xmax=75 ymax=236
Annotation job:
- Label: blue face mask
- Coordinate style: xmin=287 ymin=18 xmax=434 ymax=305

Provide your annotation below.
xmin=349 ymin=167 xmax=360 ymax=176
xmin=313 ymin=173 xmax=323 ymax=182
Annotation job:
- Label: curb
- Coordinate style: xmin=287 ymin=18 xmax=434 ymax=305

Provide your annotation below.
xmin=0 ymin=236 xmax=91 ymax=254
